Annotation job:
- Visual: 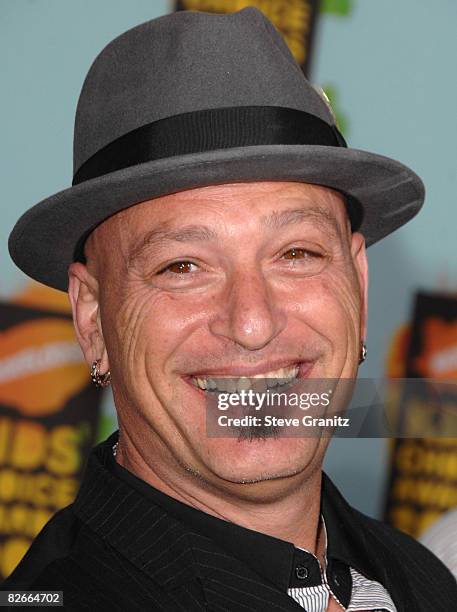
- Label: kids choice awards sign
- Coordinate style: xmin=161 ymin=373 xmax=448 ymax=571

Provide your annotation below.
xmin=384 ymin=292 xmax=457 ymax=538
xmin=0 ymin=284 xmax=103 ymax=580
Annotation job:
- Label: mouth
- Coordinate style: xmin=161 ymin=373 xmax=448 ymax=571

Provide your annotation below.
xmin=186 ymin=362 xmax=313 ymax=394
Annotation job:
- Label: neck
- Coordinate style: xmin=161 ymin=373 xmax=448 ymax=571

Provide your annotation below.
xmin=115 ymin=430 xmax=324 ymax=557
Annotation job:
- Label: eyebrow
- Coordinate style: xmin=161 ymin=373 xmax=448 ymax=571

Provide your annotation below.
xmin=128 ymin=224 xmax=218 ymax=266
xmin=128 ymin=206 xmax=340 ymax=266
xmin=262 ymin=206 xmax=340 ymax=235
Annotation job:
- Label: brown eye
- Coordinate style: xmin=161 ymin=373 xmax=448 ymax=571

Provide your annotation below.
xmin=160 ymin=261 xmax=196 ymax=274
xmin=280 ymin=246 xmax=327 ymax=276
xmin=283 ymin=247 xmax=317 ymax=260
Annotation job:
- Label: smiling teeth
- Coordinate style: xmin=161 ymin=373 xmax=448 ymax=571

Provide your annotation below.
xmin=192 ymin=365 xmax=299 ymax=393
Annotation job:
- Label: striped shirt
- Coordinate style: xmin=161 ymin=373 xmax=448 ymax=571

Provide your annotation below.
xmin=287 ymin=518 xmax=397 ymax=611
xmin=288 ymin=567 xmax=397 ymax=611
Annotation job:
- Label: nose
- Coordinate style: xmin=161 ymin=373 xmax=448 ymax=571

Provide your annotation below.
xmin=208 ymin=268 xmax=287 ymax=351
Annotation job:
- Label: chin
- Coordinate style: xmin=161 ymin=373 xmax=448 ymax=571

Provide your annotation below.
xmin=202 ymin=435 xmax=322 ymax=487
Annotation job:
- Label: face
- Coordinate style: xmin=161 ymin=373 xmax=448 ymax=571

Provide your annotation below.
xmin=69 ymin=182 xmax=367 ymax=497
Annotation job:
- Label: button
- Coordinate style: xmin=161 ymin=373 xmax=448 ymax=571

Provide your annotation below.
xmin=295 ymin=565 xmax=309 ymax=580
xmin=332 ymin=572 xmax=340 ymax=587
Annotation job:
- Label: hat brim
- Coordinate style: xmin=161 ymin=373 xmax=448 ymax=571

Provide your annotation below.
xmin=9 ymin=144 xmax=424 ymax=291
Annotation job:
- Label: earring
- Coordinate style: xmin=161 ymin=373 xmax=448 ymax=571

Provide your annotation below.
xmin=91 ymin=359 xmax=111 ymax=387
xmin=359 ymin=341 xmax=367 ymax=365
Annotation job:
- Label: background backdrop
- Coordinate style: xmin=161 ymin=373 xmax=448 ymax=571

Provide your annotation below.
xmin=2 ymin=0 xmax=456 ymax=525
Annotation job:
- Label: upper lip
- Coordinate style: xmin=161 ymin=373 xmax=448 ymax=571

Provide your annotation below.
xmin=185 ymin=360 xmax=313 ymax=378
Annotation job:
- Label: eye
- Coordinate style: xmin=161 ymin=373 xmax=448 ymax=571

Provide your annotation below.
xmin=282 ymin=247 xmax=321 ymax=261
xmin=157 ymin=261 xmax=198 ymax=275
xmin=279 ymin=246 xmax=328 ymax=276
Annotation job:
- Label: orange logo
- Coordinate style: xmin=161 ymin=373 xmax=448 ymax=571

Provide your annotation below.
xmin=0 ymin=318 xmax=89 ymax=417
xmin=414 ymin=318 xmax=457 ymax=378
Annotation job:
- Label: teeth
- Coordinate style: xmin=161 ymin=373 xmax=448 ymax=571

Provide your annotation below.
xmin=225 ymin=379 xmax=237 ymax=393
xmin=191 ymin=364 xmax=299 ymax=393
xmin=237 ymin=378 xmax=251 ymax=391
xmin=266 ymin=378 xmax=278 ymax=388
xmin=196 ymin=377 xmax=207 ymax=390
xmin=253 ymin=378 xmax=268 ymax=393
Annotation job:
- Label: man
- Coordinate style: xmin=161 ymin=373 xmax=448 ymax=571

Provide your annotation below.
xmin=420 ymin=508 xmax=457 ymax=578
xmin=3 ymin=7 xmax=456 ymax=611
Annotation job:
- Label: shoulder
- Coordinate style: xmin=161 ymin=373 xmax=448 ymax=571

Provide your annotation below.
xmin=1 ymin=504 xmax=82 ymax=589
xmin=0 ymin=503 xmax=117 ymax=597
xmin=1 ymin=505 xmax=181 ymax=610
xmin=355 ymin=505 xmax=453 ymax=567
xmin=352 ymin=505 xmax=457 ymax=602
xmin=322 ymin=472 xmax=457 ymax=608
xmin=322 ymin=470 xmax=453 ymax=573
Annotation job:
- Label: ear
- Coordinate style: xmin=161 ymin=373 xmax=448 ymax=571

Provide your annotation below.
xmin=350 ymin=232 xmax=368 ymax=340
xmin=68 ymin=262 xmax=109 ymax=372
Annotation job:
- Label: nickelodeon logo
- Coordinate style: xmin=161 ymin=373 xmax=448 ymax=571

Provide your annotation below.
xmin=0 ymin=318 xmax=89 ymax=417
xmin=414 ymin=318 xmax=457 ymax=378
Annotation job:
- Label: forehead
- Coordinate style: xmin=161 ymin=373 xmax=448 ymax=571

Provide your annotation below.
xmin=87 ymin=181 xmax=349 ymax=254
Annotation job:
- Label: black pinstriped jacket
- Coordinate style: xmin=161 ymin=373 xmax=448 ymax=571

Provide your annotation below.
xmin=3 ymin=434 xmax=457 ymax=611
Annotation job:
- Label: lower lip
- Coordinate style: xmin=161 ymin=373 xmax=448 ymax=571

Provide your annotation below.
xmin=183 ymin=361 xmax=315 ymax=395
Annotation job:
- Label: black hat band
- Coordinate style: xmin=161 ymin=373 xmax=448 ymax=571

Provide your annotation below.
xmin=72 ymin=106 xmax=347 ymax=186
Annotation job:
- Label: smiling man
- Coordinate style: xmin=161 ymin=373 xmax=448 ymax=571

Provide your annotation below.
xmin=78 ymin=181 xmax=364 ymax=493
xmin=4 ymin=7 xmax=457 ymax=612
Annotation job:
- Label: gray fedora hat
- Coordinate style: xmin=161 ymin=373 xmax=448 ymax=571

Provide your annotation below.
xmin=9 ymin=7 xmax=424 ymax=291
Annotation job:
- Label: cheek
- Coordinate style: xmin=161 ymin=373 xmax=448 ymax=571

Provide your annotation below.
xmin=283 ymin=272 xmax=361 ymax=341
xmin=107 ymin=284 xmax=212 ymax=374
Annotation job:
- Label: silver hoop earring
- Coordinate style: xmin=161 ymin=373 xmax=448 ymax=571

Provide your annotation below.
xmin=359 ymin=341 xmax=367 ymax=365
xmin=91 ymin=359 xmax=111 ymax=387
